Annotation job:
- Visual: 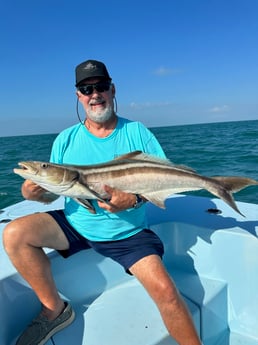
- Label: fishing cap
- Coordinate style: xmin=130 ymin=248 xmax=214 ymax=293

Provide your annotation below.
xmin=75 ymin=59 xmax=112 ymax=86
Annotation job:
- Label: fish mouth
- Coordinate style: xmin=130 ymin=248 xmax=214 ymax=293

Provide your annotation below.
xmin=18 ymin=162 xmax=28 ymax=170
xmin=14 ymin=162 xmax=38 ymax=175
xmin=18 ymin=162 xmax=32 ymax=171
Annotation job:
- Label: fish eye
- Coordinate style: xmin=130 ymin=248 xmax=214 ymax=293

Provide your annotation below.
xmin=41 ymin=163 xmax=49 ymax=169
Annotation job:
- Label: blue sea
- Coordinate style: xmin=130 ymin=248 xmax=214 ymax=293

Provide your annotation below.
xmin=0 ymin=119 xmax=258 ymax=210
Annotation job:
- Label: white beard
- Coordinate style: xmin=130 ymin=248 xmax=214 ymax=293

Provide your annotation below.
xmin=87 ymin=105 xmax=113 ymax=123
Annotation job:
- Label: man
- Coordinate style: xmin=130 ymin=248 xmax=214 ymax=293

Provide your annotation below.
xmin=3 ymin=60 xmax=201 ymax=345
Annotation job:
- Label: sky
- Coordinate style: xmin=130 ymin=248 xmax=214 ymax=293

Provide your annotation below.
xmin=0 ymin=0 xmax=258 ymax=137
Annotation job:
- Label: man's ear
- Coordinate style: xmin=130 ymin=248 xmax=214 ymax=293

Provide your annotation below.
xmin=111 ymin=83 xmax=116 ymax=97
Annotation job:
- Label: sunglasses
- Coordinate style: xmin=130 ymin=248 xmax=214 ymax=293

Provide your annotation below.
xmin=77 ymin=81 xmax=111 ymax=96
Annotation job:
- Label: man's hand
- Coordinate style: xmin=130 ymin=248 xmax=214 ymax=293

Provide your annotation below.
xmin=97 ymin=185 xmax=136 ymax=213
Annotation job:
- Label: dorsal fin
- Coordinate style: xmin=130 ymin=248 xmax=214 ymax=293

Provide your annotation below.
xmin=115 ymin=151 xmax=172 ymax=165
xmin=115 ymin=151 xmax=196 ymax=173
xmin=114 ymin=151 xmax=143 ymax=160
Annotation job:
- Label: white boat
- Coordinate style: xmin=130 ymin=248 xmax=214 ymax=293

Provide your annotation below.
xmin=1 ymin=194 xmax=258 ymax=345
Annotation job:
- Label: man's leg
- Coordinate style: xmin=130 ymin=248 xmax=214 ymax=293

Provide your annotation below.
xmin=3 ymin=213 xmax=69 ymax=320
xmin=129 ymin=254 xmax=201 ymax=345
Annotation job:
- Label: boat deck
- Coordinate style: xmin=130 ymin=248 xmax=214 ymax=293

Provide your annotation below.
xmin=1 ymin=195 xmax=258 ymax=345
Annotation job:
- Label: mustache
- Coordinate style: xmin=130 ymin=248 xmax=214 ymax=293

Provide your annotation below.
xmin=89 ymin=97 xmax=104 ymax=105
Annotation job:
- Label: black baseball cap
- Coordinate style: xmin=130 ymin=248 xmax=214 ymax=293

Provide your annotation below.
xmin=75 ymin=59 xmax=112 ymax=86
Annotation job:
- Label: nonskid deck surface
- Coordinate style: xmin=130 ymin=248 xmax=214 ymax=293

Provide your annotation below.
xmin=51 ymin=278 xmax=199 ymax=345
xmin=9 ymin=272 xmax=257 ymax=345
xmin=26 ymin=271 xmax=258 ymax=345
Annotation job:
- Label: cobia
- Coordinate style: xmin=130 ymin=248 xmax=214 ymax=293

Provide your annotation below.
xmin=14 ymin=151 xmax=258 ymax=215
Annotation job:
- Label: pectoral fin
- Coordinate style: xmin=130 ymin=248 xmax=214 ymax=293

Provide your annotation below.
xmin=73 ymin=198 xmax=96 ymax=214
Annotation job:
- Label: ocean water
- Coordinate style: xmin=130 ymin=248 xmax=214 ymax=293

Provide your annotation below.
xmin=0 ymin=120 xmax=258 ymax=210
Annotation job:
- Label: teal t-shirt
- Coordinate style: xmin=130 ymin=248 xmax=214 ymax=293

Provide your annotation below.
xmin=50 ymin=116 xmax=165 ymax=241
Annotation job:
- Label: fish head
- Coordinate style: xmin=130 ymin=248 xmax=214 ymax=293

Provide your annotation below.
xmin=13 ymin=161 xmax=79 ymax=192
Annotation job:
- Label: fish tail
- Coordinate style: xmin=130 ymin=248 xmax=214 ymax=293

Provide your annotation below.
xmin=208 ymin=176 xmax=258 ymax=216
xmin=210 ymin=186 xmax=244 ymax=216
xmin=212 ymin=176 xmax=258 ymax=193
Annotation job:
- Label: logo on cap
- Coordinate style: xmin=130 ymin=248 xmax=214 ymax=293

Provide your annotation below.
xmin=83 ymin=62 xmax=97 ymax=71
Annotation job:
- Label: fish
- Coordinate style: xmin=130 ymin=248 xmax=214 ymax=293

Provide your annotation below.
xmin=13 ymin=151 xmax=258 ymax=215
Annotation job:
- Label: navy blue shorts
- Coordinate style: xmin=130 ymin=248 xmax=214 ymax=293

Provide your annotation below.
xmin=47 ymin=210 xmax=164 ymax=274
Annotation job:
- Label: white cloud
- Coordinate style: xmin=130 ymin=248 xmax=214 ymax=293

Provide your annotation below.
xmin=208 ymin=105 xmax=231 ymax=113
xmin=153 ymin=66 xmax=182 ymax=76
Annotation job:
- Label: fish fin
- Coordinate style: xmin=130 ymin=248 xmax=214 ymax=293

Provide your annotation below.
xmin=114 ymin=150 xmax=169 ymax=165
xmin=129 ymin=152 xmax=173 ymax=166
xmin=207 ymin=176 xmax=258 ymax=217
xmin=114 ymin=151 xmax=143 ymax=160
xmin=144 ymin=184 xmax=244 ymax=217
xmin=83 ymin=185 xmax=112 ymax=204
xmin=115 ymin=151 xmax=196 ymax=173
xmin=143 ymin=187 xmax=203 ymax=208
xmin=212 ymin=176 xmax=258 ymax=193
xmin=143 ymin=191 xmax=167 ymax=208
xmin=202 ymin=179 xmax=244 ymax=216
xmin=73 ymin=198 xmax=96 ymax=214
xmin=142 ymin=190 xmax=178 ymax=208
xmin=132 ymin=153 xmax=196 ymax=173
xmin=39 ymin=192 xmax=60 ymax=204
xmin=173 ymin=164 xmax=196 ymax=173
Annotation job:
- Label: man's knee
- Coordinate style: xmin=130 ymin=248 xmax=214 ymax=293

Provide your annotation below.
xmin=155 ymin=278 xmax=181 ymax=305
xmin=141 ymin=272 xmax=181 ymax=307
xmin=2 ymin=219 xmax=25 ymax=254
